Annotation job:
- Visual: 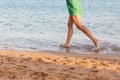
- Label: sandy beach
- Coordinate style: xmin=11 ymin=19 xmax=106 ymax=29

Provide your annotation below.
xmin=0 ymin=50 xmax=119 ymax=80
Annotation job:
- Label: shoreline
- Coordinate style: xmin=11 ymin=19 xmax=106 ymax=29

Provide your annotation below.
xmin=0 ymin=50 xmax=120 ymax=61
xmin=0 ymin=50 xmax=120 ymax=80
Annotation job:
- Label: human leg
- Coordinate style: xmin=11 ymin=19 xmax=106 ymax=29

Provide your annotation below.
xmin=71 ymin=15 xmax=99 ymax=48
xmin=65 ymin=16 xmax=74 ymax=47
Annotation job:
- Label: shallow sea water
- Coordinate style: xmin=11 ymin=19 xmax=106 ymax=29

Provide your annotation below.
xmin=0 ymin=0 xmax=120 ymax=54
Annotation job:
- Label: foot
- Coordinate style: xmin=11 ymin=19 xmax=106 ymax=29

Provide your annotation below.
xmin=60 ymin=44 xmax=70 ymax=48
xmin=94 ymin=39 xmax=99 ymax=49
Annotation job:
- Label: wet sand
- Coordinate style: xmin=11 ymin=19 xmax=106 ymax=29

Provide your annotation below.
xmin=0 ymin=50 xmax=120 ymax=80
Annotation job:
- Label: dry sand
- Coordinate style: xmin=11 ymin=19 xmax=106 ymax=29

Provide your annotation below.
xmin=0 ymin=50 xmax=120 ymax=80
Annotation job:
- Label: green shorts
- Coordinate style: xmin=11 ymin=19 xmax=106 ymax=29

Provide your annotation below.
xmin=66 ymin=0 xmax=83 ymax=15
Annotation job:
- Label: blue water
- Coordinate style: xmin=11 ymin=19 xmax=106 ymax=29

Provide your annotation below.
xmin=0 ymin=0 xmax=120 ymax=54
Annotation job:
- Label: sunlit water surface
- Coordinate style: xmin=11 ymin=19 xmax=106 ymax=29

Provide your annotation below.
xmin=0 ymin=0 xmax=120 ymax=54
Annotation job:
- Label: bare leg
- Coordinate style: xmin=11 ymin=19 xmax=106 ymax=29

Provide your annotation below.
xmin=65 ymin=16 xmax=74 ymax=47
xmin=71 ymin=15 xmax=99 ymax=48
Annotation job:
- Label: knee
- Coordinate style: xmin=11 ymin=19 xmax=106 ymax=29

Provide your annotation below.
xmin=76 ymin=24 xmax=83 ymax=30
xmin=67 ymin=23 xmax=72 ymax=28
xmin=68 ymin=22 xmax=71 ymax=26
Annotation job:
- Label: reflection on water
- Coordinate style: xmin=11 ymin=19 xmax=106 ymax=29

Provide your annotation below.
xmin=59 ymin=42 xmax=120 ymax=54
